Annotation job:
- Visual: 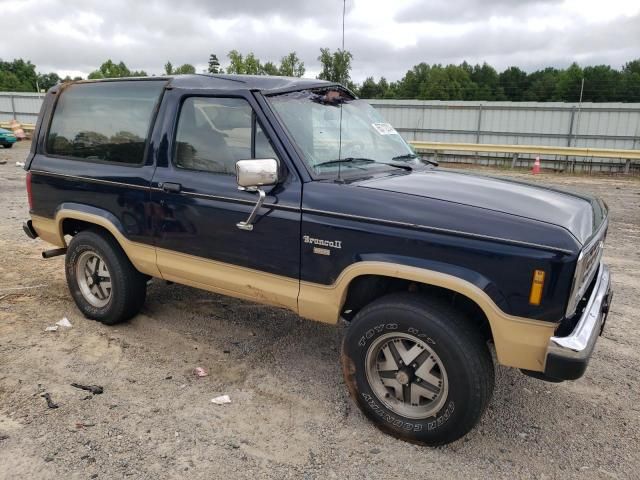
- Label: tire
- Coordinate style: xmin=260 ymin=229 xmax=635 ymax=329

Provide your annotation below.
xmin=65 ymin=229 xmax=147 ymax=325
xmin=341 ymin=292 xmax=494 ymax=446
xmin=2 ymin=143 xmax=13 ymax=148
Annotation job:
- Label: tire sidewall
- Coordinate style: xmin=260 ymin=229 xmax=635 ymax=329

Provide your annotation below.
xmin=343 ymin=301 xmax=481 ymax=444
xmin=65 ymin=235 xmax=117 ymax=320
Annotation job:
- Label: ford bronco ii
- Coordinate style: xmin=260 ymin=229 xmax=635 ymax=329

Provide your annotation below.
xmin=23 ymin=75 xmax=612 ymax=445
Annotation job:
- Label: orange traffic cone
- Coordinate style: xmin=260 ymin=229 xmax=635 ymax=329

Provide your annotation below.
xmin=531 ymin=156 xmax=541 ymax=174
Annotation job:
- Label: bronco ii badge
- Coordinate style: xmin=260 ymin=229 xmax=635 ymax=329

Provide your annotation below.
xmin=303 ymin=235 xmax=342 ymax=256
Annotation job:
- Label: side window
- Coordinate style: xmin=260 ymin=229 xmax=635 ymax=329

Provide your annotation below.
xmin=174 ymin=97 xmax=278 ymax=175
xmin=47 ymin=81 xmax=164 ymax=165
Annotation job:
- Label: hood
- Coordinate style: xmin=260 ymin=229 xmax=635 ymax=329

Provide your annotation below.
xmin=357 ymin=169 xmax=603 ymax=245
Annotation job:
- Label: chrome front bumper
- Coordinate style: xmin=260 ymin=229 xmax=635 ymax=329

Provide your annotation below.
xmin=544 ymin=263 xmax=612 ymax=380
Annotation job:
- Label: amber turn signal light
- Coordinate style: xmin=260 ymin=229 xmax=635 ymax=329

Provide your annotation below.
xmin=529 ymin=269 xmax=545 ymax=305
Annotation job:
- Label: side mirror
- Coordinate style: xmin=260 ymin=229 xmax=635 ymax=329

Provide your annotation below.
xmin=234 ymin=158 xmax=280 ymax=231
xmin=235 ymin=158 xmax=279 ymax=190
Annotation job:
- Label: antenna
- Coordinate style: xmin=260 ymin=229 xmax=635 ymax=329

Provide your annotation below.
xmin=336 ymin=0 xmax=347 ymax=183
xmin=342 ymin=0 xmax=346 ymax=53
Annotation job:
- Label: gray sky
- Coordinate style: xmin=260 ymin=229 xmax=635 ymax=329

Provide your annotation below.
xmin=1 ymin=0 xmax=639 ymax=82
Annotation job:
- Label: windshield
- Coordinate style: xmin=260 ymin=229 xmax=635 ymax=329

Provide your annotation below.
xmin=267 ymin=88 xmax=417 ymax=177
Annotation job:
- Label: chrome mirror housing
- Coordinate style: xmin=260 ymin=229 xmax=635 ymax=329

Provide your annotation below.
xmin=235 ymin=159 xmax=280 ymax=231
xmin=235 ymin=158 xmax=279 ymax=190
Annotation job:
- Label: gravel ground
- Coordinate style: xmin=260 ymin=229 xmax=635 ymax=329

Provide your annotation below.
xmin=1 ymin=140 xmax=639 ymax=479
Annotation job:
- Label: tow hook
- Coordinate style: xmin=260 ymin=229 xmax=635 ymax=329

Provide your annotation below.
xmin=42 ymin=248 xmax=67 ymax=259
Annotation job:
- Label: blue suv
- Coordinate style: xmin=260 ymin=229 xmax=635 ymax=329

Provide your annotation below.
xmin=22 ymin=75 xmax=612 ymax=445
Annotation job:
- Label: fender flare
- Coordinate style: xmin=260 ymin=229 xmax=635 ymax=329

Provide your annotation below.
xmin=31 ymin=205 xmax=160 ymax=277
xmin=298 ymin=258 xmax=556 ymax=372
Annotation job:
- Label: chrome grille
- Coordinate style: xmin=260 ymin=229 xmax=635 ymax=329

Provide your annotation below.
xmin=565 ymin=221 xmax=607 ymax=317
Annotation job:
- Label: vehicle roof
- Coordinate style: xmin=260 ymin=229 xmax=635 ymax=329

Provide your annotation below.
xmin=63 ymin=74 xmax=339 ymax=95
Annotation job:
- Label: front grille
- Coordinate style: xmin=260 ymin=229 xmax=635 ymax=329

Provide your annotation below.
xmin=566 ymin=221 xmax=607 ymax=317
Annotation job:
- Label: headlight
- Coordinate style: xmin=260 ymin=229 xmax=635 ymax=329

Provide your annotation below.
xmin=565 ymin=221 xmax=607 ymax=317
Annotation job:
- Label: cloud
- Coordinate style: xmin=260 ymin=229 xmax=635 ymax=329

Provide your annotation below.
xmin=394 ymin=0 xmax=563 ymax=23
xmin=1 ymin=0 xmax=638 ymax=83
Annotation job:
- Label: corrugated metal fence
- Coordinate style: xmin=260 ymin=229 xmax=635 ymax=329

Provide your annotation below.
xmin=368 ymin=100 xmax=640 ymax=173
xmin=367 ymin=100 xmax=640 ymax=150
xmin=0 ymin=92 xmax=45 ymax=124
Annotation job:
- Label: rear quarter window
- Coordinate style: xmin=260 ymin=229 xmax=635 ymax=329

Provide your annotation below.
xmin=46 ymin=81 xmax=165 ymax=165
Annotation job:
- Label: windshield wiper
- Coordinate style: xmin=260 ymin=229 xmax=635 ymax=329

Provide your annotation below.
xmin=392 ymin=153 xmax=439 ymax=167
xmin=315 ymin=157 xmax=412 ymax=171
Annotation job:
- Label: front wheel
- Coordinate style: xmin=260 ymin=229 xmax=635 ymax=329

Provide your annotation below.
xmin=341 ymin=293 xmax=494 ymax=446
xmin=2 ymin=143 xmax=13 ymax=148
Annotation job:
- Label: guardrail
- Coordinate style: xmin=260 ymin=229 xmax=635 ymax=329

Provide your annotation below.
xmin=410 ymin=141 xmax=640 ymax=174
xmin=0 ymin=121 xmax=35 ymax=133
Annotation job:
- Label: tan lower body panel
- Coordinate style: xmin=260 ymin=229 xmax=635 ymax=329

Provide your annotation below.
xmin=31 ymin=212 xmax=555 ymax=372
xmin=299 ymin=262 xmax=556 ymax=372
xmin=156 ymin=249 xmax=299 ymax=311
xmin=31 ymin=213 xmax=160 ymax=277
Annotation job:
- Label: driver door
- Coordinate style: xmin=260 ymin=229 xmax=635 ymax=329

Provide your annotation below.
xmin=150 ymin=91 xmax=302 ymax=310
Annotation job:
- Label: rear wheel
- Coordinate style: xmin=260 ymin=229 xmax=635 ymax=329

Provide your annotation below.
xmin=65 ymin=229 xmax=146 ymax=325
xmin=2 ymin=143 xmax=13 ymax=148
xmin=341 ymin=292 xmax=494 ymax=446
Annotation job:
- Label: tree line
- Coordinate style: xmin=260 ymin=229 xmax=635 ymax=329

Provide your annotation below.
xmin=1 ymin=51 xmax=639 ymax=102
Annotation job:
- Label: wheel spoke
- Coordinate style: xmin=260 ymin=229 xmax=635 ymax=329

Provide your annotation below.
xmin=90 ymin=283 xmax=103 ymax=299
xmin=414 ymin=356 xmax=440 ymax=387
xmin=98 ymin=262 xmax=110 ymax=278
xmin=87 ymin=257 xmax=97 ymax=274
xmin=378 ymin=345 xmax=399 ymax=371
xmin=410 ymin=381 xmax=439 ymax=403
xmin=380 ymin=376 xmax=404 ymax=401
xmin=394 ymin=340 xmax=424 ymax=366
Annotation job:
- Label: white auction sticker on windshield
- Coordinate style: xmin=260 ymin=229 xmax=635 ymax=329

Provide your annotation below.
xmin=371 ymin=122 xmax=398 ymax=135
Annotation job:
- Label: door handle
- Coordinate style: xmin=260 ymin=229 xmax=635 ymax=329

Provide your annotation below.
xmin=160 ymin=182 xmax=181 ymax=193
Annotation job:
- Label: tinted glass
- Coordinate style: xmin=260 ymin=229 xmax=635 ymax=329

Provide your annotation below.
xmin=47 ymin=81 xmax=164 ymax=164
xmin=175 ymin=97 xmax=277 ymax=175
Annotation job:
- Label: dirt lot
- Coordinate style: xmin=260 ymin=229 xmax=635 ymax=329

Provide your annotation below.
xmin=1 ymin=140 xmax=639 ymax=479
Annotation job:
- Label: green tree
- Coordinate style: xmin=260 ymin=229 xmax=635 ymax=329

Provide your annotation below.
xmin=582 ymin=65 xmax=620 ymax=102
xmin=208 ymin=54 xmax=221 ymax=74
xmin=470 ymin=63 xmax=500 ymax=100
xmin=174 ymin=64 xmax=196 ymax=75
xmin=523 ymin=68 xmax=559 ymax=101
xmin=621 ymin=59 xmax=640 ymax=102
xmin=226 ymin=51 xmax=264 ymax=75
xmin=317 ymin=48 xmax=353 ymax=86
xmin=88 ymin=60 xmax=146 ymax=79
xmin=260 ymin=61 xmax=280 ymax=76
xmin=164 ymin=61 xmax=173 ymax=75
xmin=243 ymin=53 xmax=261 ymax=75
xmin=36 ymin=72 xmax=60 ymax=91
xmin=226 ymin=50 xmax=246 ymax=74
xmin=279 ymin=52 xmax=305 ymax=77
xmin=0 ymin=58 xmax=38 ymax=91
xmin=499 ymin=66 xmax=529 ymax=101
xmin=359 ymin=76 xmax=380 ymax=98
xmin=554 ymin=63 xmax=584 ymax=102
